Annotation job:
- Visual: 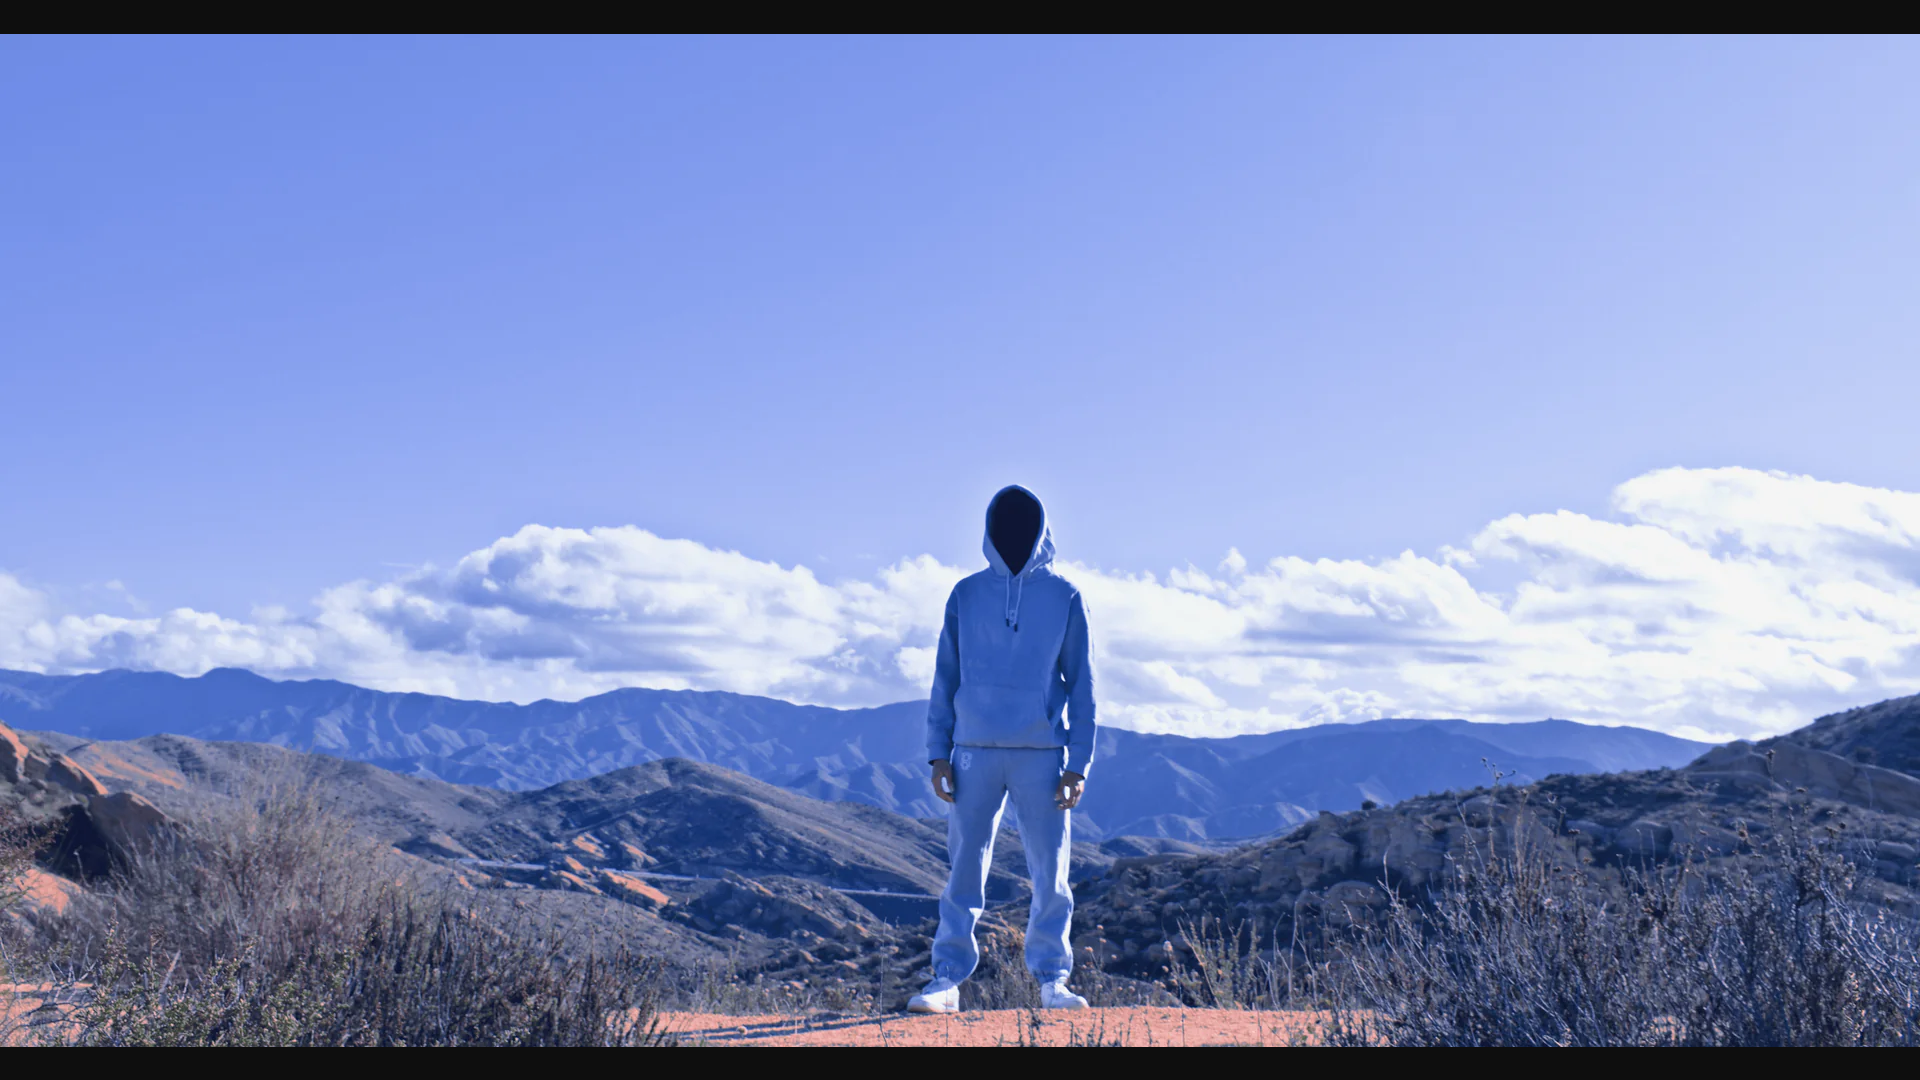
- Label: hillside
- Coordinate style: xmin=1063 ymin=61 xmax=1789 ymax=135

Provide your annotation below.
xmin=14 ymin=729 xmax=1111 ymax=902
xmin=1070 ymin=731 xmax=1920 ymax=980
xmin=1770 ymin=693 xmax=1920 ymax=776
xmin=0 ymin=667 xmax=1708 ymax=840
xmin=12 ymin=693 xmax=1920 ymax=1015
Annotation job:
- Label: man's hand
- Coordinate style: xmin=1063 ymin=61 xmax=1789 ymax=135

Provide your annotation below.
xmin=930 ymin=759 xmax=956 ymax=804
xmin=1055 ymin=771 xmax=1085 ymax=810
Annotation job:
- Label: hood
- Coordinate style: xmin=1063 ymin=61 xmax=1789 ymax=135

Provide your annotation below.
xmin=983 ymin=485 xmax=1054 ymax=578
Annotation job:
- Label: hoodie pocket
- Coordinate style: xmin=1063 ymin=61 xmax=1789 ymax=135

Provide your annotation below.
xmin=954 ymin=681 xmax=1056 ymax=747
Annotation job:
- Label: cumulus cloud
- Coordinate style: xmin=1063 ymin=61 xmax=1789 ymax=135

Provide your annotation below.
xmin=5 ymin=466 xmax=1920 ymax=742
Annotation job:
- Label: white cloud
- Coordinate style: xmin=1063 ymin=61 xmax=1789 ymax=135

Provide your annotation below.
xmin=5 ymin=466 xmax=1920 ymax=742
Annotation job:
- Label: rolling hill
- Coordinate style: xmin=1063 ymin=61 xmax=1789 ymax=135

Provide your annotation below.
xmin=0 ymin=667 xmax=1709 ymax=840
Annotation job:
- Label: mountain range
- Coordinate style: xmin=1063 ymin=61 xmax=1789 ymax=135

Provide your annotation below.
xmin=0 ymin=667 xmax=1709 ymax=840
xmin=10 ymin=676 xmax=1919 ymax=1008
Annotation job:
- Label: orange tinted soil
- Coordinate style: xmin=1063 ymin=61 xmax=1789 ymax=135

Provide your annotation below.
xmin=16 ymin=868 xmax=81 ymax=917
xmin=64 ymin=745 xmax=187 ymax=789
xmin=657 ymin=1008 xmax=1330 ymax=1046
xmin=1 ymin=984 xmax=81 ymax=1045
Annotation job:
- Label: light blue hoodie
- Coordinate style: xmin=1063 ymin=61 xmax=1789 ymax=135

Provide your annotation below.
xmin=925 ymin=486 xmax=1097 ymax=777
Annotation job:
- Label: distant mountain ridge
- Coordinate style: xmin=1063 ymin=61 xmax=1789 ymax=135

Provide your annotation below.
xmin=0 ymin=667 xmax=1711 ymax=840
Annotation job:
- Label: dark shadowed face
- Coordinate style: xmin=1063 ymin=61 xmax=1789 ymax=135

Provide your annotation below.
xmin=987 ymin=488 xmax=1043 ymax=574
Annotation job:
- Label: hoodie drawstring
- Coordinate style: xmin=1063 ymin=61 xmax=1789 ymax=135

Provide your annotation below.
xmin=1005 ymin=572 xmax=1025 ymax=631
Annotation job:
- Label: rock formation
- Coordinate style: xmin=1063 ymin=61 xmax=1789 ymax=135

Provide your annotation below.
xmin=0 ymin=719 xmax=179 ymax=882
xmin=1071 ymin=736 xmax=1920 ymax=979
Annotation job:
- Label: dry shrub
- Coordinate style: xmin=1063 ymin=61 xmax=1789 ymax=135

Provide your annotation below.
xmin=1325 ymin=814 xmax=1920 ymax=1046
xmin=26 ymin=769 xmax=665 ymax=1046
xmin=666 ymin=949 xmax=880 ymax=1016
xmin=952 ymin=914 xmax=1174 ymax=1010
xmin=960 ymin=919 xmax=1041 ymax=1011
xmin=100 ymin=773 xmax=381 ymax=974
xmin=1168 ymin=916 xmax=1292 ymax=1009
xmin=62 ymin=897 xmax=663 ymax=1046
xmin=0 ymin=801 xmax=46 ymax=916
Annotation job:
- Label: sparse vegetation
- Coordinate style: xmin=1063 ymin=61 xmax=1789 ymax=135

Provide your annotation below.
xmin=1128 ymin=801 xmax=1920 ymax=1046
xmin=9 ymin=771 xmax=667 ymax=1046
xmin=1320 ymin=812 xmax=1920 ymax=1046
xmin=0 ymin=801 xmax=45 ymax=914
xmin=11 ymin=727 xmax=1920 ymax=1045
xmin=1167 ymin=916 xmax=1291 ymax=1010
xmin=665 ymin=947 xmax=886 ymax=1016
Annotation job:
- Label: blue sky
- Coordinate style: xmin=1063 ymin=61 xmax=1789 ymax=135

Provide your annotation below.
xmin=4 ymin=36 xmax=1920 ymax=738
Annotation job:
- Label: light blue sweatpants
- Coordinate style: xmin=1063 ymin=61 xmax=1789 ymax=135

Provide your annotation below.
xmin=931 ymin=745 xmax=1074 ymax=984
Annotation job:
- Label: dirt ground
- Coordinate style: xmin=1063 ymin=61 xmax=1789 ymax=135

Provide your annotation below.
xmin=656 ymin=1007 xmax=1329 ymax=1046
xmin=1 ymin=984 xmax=78 ymax=1045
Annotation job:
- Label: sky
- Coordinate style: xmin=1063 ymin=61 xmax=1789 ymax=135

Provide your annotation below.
xmin=4 ymin=36 xmax=1920 ymax=741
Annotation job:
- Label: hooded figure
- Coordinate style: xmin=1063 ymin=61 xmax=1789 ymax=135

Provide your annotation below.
xmin=911 ymin=485 xmax=1097 ymax=1014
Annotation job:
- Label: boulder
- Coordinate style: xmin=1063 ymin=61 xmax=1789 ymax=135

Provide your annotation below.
xmin=1620 ymin=820 xmax=1673 ymax=859
xmin=1379 ymin=819 xmax=1447 ymax=888
xmin=599 ymin=871 xmax=671 ymax=910
xmin=45 ymin=754 xmax=108 ymax=798
xmin=1322 ymin=880 xmax=1389 ymax=927
xmin=86 ymin=792 xmax=174 ymax=855
xmin=1458 ymin=794 xmax=1513 ymax=827
xmin=545 ymin=870 xmax=603 ymax=895
xmin=1691 ymin=740 xmax=1920 ymax=816
xmin=1301 ymin=830 xmax=1356 ymax=881
xmin=11 ymin=866 xmax=83 ymax=921
xmin=0 ymin=722 xmax=27 ymax=784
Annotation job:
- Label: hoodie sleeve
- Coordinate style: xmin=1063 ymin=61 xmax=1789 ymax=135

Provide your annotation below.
xmin=1060 ymin=589 xmax=1097 ymax=777
xmin=925 ymin=586 xmax=962 ymax=763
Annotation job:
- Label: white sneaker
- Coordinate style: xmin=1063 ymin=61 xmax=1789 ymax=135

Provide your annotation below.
xmin=1038 ymin=980 xmax=1089 ymax=1010
xmin=907 ymin=979 xmax=961 ymax=1014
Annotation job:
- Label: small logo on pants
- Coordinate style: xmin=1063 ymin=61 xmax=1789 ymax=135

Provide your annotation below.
xmin=959 ymin=751 xmax=973 ymax=771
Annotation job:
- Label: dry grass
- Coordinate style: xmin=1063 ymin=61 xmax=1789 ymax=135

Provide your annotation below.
xmin=5 ymin=769 xmax=667 ymax=1046
xmin=1321 ymin=811 xmax=1920 ymax=1046
xmin=0 ymin=802 xmax=48 ymax=916
xmin=14 ymin=766 xmax=1920 ymax=1045
xmin=1136 ymin=801 xmax=1920 ymax=1045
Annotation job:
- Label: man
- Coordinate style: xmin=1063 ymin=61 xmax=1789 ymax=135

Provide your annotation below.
xmin=908 ymin=484 xmax=1096 ymax=1014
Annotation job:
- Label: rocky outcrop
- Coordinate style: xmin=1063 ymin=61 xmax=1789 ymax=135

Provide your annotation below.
xmin=1073 ymin=736 xmax=1920 ymax=978
xmin=86 ymin=792 xmax=175 ymax=855
xmin=0 ymin=722 xmax=28 ymax=784
xmin=8 ymin=866 xmax=83 ymax=925
xmin=546 ymin=869 xmax=602 ymax=895
xmin=1694 ymin=740 xmax=1920 ymax=816
xmin=2 ymin=724 xmax=109 ymax=800
xmin=45 ymin=754 xmax=108 ymax=798
xmin=598 ymin=872 xmax=671 ymax=910
xmin=1772 ymin=694 xmax=1920 ymax=777
xmin=2 ymin=722 xmax=181 ymax=888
